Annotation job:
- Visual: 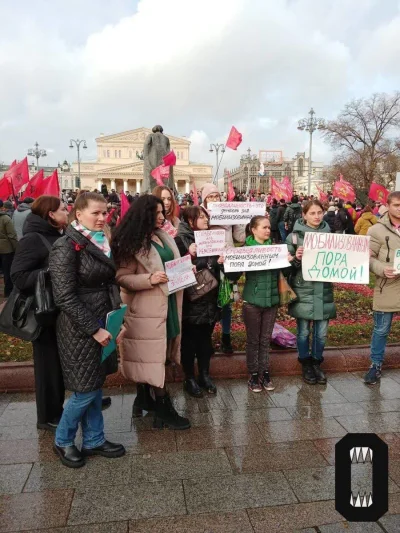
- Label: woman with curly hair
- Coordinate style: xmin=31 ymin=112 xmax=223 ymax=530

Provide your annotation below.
xmin=152 ymin=185 xmax=180 ymax=237
xmin=111 ymin=194 xmax=190 ymax=430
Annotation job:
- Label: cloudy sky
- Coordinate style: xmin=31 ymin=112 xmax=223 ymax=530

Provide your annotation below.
xmin=1 ymin=0 xmax=399 ymax=174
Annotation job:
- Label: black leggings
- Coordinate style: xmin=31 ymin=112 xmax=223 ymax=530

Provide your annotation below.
xmin=181 ymin=323 xmax=214 ymax=378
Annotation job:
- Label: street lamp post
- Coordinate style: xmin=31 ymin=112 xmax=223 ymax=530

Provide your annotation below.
xmin=209 ymin=143 xmax=225 ymax=185
xmin=69 ymin=139 xmax=87 ymax=188
xmin=27 ymin=142 xmax=47 ymax=170
xmin=245 ymin=147 xmax=252 ymax=196
xmin=297 ymin=108 xmax=325 ymax=196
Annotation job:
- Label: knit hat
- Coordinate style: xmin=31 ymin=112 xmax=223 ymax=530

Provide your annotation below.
xmin=378 ymin=205 xmax=388 ymax=217
xmin=201 ymin=183 xmax=220 ymax=203
xmin=3 ymin=201 xmax=13 ymax=209
xmin=328 ymin=206 xmax=336 ymax=212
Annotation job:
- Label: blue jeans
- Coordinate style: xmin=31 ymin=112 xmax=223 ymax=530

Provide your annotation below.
xmin=55 ymin=389 xmax=105 ymax=449
xmin=278 ymin=221 xmax=287 ymax=242
xmin=370 ymin=311 xmax=394 ymax=366
xmin=296 ymin=319 xmax=329 ymax=361
xmin=221 ymin=304 xmax=232 ymax=335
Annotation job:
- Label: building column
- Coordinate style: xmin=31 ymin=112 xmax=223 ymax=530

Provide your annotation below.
xmin=110 ymin=179 xmax=116 ymax=190
xmin=136 ymin=180 xmax=141 ymax=194
xmin=185 ymin=180 xmax=190 ymax=194
xmin=97 ymin=179 xmax=103 ymax=191
xmin=123 ymin=180 xmax=129 ymax=193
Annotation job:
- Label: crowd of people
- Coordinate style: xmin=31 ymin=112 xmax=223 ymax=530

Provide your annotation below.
xmin=0 ymin=183 xmax=399 ymax=469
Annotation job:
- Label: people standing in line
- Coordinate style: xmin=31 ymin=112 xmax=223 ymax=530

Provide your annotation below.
xmin=277 ymin=198 xmax=287 ymax=242
xmin=13 ymin=197 xmax=34 ymax=240
xmin=240 ymin=216 xmax=291 ymax=392
xmin=112 ymin=194 xmax=190 ymax=430
xmin=175 ymin=206 xmax=220 ymax=398
xmin=283 ymin=195 xmax=302 ymax=235
xmin=152 ymin=185 xmax=180 ymax=237
xmin=201 ymin=183 xmax=246 ymax=354
xmin=286 ymin=200 xmax=336 ymax=385
xmin=49 ymin=192 xmax=125 ymax=468
xmin=354 ymin=205 xmax=377 ymax=235
xmin=11 ymin=196 xmax=69 ymax=431
xmin=364 ymin=192 xmax=400 ymax=385
xmin=0 ymin=200 xmax=18 ymax=298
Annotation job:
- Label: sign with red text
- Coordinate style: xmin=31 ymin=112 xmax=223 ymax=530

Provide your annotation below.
xmin=224 ymin=245 xmax=290 ymax=272
xmin=302 ymin=233 xmax=370 ymax=284
xmin=209 ymin=202 xmax=265 ymax=225
xmin=165 ymin=255 xmax=197 ymax=294
xmin=195 ymin=230 xmax=226 ymax=257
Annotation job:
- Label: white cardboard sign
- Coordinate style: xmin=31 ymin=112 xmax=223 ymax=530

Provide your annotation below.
xmin=165 ymin=255 xmax=197 ymax=294
xmin=194 ymin=230 xmax=226 ymax=257
xmin=302 ymin=232 xmax=370 ymax=284
xmin=394 ymin=249 xmax=400 ymax=273
xmin=224 ymin=244 xmax=291 ymax=272
xmin=208 ymin=202 xmax=265 ymax=225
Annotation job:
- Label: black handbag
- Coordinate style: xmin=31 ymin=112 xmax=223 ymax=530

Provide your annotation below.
xmin=0 ymin=288 xmax=42 ymax=341
xmin=185 ymin=264 xmax=218 ymax=302
xmin=33 ymin=234 xmax=57 ymax=326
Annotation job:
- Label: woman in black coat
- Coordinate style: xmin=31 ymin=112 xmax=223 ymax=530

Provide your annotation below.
xmin=11 ymin=196 xmax=69 ymax=431
xmin=175 ymin=206 xmax=221 ymax=398
xmin=49 ymin=192 xmax=125 ymax=468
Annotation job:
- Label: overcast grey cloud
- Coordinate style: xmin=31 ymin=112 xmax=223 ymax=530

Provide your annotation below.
xmin=0 ymin=0 xmax=399 ymax=173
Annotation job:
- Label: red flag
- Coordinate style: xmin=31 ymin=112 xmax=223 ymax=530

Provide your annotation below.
xmin=4 ymin=157 xmax=29 ymax=195
xmin=10 ymin=160 xmax=17 ymax=168
xmin=162 ymin=151 xmax=176 ymax=167
xmin=281 ymin=176 xmax=293 ymax=200
xmin=226 ymin=126 xmax=242 ymax=150
xmin=151 ymin=164 xmax=170 ymax=186
xmin=0 ymin=177 xmax=12 ymax=200
xmin=21 ymin=169 xmax=45 ymax=200
xmin=120 ymin=191 xmax=130 ymax=220
xmin=271 ymin=177 xmax=290 ymax=201
xmin=39 ymin=170 xmax=60 ymax=197
xmin=316 ymin=184 xmax=328 ymax=202
xmin=227 ymin=172 xmax=235 ymax=201
xmin=333 ymin=175 xmax=355 ymax=202
xmin=368 ymin=182 xmax=389 ymax=204
xmin=192 ymin=182 xmax=199 ymax=206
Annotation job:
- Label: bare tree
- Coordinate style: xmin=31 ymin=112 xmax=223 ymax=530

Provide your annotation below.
xmin=323 ymin=93 xmax=400 ymax=189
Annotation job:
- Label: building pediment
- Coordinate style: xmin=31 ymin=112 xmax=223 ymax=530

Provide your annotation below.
xmin=96 ymin=127 xmax=191 ymax=146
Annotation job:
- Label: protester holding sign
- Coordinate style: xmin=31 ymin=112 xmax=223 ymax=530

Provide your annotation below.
xmin=202 ymin=183 xmax=246 ymax=354
xmin=286 ymin=200 xmax=336 ymax=385
xmin=175 ymin=206 xmax=221 ymax=397
xmin=238 ymin=216 xmax=293 ymax=393
xmin=364 ymin=191 xmax=400 ymax=385
xmin=112 ymin=195 xmax=190 ymax=430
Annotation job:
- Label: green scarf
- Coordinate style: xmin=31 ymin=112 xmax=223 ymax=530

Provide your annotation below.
xmin=245 ymin=235 xmax=272 ymax=246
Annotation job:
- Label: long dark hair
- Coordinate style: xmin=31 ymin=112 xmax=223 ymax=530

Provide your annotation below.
xmin=111 ymin=194 xmax=165 ymax=266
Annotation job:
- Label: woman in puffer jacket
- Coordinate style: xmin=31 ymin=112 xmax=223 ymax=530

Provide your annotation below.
xmin=355 ymin=206 xmax=377 ymax=235
xmin=175 ymin=206 xmax=222 ymax=397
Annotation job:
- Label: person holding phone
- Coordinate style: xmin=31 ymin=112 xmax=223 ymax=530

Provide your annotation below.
xmin=49 ymin=192 xmax=125 ymax=468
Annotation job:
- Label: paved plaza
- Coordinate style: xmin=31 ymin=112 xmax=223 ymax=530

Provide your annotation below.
xmin=1 ymin=371 xmax=400 ymax=532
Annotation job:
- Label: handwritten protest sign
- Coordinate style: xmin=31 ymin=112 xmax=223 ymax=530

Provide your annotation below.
xmin=302 ymin=233 xmax=370 ymax=284
xmin=195 ymin=230 xmax=226 ymax=257
xmin=394 ymin=249 xmax=400 ymax=273
xmin=209 ymin=202 xmax=265 ymax=225
xmin=165 ymin=255 xmax=196 ymax=294
xmin=224 ymin=245 xmax=291 ymax=272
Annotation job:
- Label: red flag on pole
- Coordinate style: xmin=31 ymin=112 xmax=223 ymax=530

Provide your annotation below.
xmin=271 ymin=177 xmax=290 ymax=201
xmin=281 ymin=176 xmax=293 ymax=200
xmin=21 ymin=170 xmax=45 ymax=200
xmin=227 ymin=172 xmax=235 ymax=201
xmin=120 ymin=191 xmax=130 ymax=220
xmin=10 ymin=160 xmax=17 ymax=168
xmin=0 ymin=177 xmax=12 ymax=200
xmin=226 ymin=126 xmax=243 ymax=150
xmin=192 ymin=182 xmax=199 ymax=206
xmin=4 ymin=157 xmax=29 ymax=195
xmin=316 ymin=184 xmax=328 ymax=203
xmin=151 ymin=164 xmax=170 ymax=186
xmin=333 ymin=175 xmax=355 ymax=202
xmin=39 ymin=170 xmax=60 ymax=197
xmin=368 ymin=182 xmax=389 ymax=204
xmin=162 ymin=151 xmax=176 ymax=167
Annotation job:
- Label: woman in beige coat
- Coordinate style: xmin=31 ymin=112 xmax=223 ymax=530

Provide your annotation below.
xmin=111 ymin=194 xmax=190 ymax=430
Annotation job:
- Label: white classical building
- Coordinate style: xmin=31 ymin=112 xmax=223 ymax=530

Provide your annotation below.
xmin=73 ymin=127 xmax=212 ymax=194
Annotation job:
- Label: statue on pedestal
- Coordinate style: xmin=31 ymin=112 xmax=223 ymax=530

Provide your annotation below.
xmin=143 ymin=125 xmax=175 ymax=192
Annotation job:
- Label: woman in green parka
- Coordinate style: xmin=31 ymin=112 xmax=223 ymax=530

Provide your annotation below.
xmin=241 ymin=216 xmax=294 ymax=393
xmin=286 ymin=200 xmax=336 ymax=385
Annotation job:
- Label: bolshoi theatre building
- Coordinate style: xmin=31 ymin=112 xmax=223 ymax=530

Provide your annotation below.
xmin=73 ymin=127 xmax=213 ymax=194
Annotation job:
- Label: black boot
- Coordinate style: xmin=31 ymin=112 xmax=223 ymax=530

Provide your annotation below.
xmin=198 ymin=371 xmax=217 ymax=395
xmin=132 ymin=383 xmax=156 ymax=418
xmin=53 ymin=444 xmax=85 ymax=468
xmin=183 ymin=378 xmax=203 ymax=398
xmin=221 ymin=333 xmax=234 ymax=354
xmin=312 ymin=361 xmax=327 ymax=384
xmin=153 ymin=393 xmax=191 ymax=430
xmin=300 ymin=358 xmax=317 ymax=385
